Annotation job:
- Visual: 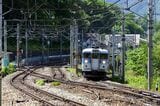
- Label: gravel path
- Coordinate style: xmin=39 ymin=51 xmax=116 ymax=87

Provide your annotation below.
xmin=2 ymin=71 xmax=42 ymax=106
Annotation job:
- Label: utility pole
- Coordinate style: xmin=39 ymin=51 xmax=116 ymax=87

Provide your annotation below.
xmin=41 ymin=29 xmax=45 ymax=65
xmin=3 ymin=20 xmax=8 ymax=67
xmin=0 ymin=1 xmax=2 ymax=104
xmin=16 ymin=24 xmax=20 ymax=68
xmin=74 ymin=20 xmax=79 ymax=74
xmin=4 ymin=20 xmax=7 ymax=57
xmin=60 ymin=32 xmax=62 ymax=61
xmin=121 ymin=8 xmax=125 ymax=83
xmin=148 ymin=0 xmax=153 ymax=90
xmin=70 ymin=24 xmax=74 ymax=68
xmin=0 ymin=0 xmax=2 ymax=53
xmin=112 ymin=29 xmax=115 ymax=78
xmin=25 ymin=30 xmax=28 ymax=66
xmin=82 ymin=30 xmax=84 ymax=50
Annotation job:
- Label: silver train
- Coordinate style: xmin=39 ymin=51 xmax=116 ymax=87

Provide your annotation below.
xmin=82 ymin=48 xmax=109 ymax=78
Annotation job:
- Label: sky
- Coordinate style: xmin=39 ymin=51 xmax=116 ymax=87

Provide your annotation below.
xmin=106 ymin=0 xmax=160 ymax=21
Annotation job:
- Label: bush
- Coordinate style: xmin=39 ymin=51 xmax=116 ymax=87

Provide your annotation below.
xmin=35 ymin=79 xmax=45 ymax=86
xmin=126 ymin=44 xmax=147 ymax=76
xmin=1 ymin=63 xmax=16 ymax=77
xmin=8 ymin=63 xmax=16 ymax=74
xmin=51 ymin=81 xmax=61 ymax=86
xmin=1 ymin=67 xmax=9 ymax=76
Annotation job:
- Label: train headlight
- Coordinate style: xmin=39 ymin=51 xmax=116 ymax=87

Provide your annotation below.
xmin=102 ymin=60 xmax=106 ymax=64
xmin=84 ymin=60 xmax=88 ymax=63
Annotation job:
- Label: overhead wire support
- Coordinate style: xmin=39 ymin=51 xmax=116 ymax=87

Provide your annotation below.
xmin=16 ymin=23 xmax=20 ymax=68
xmin=121 ymin=7 xmax=125 ymax=83
xmin=126 ymin=0 xmax=144 ymax=9
xmin=147 ymin=0 xmax=154 ymax=91
xmin=125 ymin=0 xmax=147 ymax=20
xmin=0 ymin=0 xmax=2 ymax=52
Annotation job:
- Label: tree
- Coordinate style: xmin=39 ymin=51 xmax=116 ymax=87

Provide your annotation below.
xmin=125 ymin=13 xmax=144 ymax=34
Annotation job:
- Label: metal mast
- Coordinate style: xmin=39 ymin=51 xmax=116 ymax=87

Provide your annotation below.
xmin=121 ymin=7 xmax=125 ymax=83
xmin=70 ymin=24 xmax=74 ymax=67
xmin=112 ymin=28 xmax=115 ymax=78
xmin=74 ymin=20 xmax=78 ymax=73
xmin=4 ymin=20 xmax=7 ymax=58
xmin=148 ymin=0 xmax=153 ymax=90
xmin=0 ymin=0 xmax=2 ymax=53
xmin=16 ymin=24 xmax=20 ymax=68
xmin=25 ymin=30 xmax=28 ymax=66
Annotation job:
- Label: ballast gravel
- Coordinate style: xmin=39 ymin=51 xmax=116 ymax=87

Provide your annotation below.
xmin=2 ymin=71 xmax=42 ymax=106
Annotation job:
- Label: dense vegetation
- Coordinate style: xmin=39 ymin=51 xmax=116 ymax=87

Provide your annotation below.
xmin=126 ymin=22 xmax=160 ymax=91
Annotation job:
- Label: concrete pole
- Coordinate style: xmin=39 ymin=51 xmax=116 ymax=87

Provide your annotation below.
xmin=74 ymin=20 xmax=79 ymax=73
xmin=41 ymin=29 xmax=45 ymax=65
xmin=148 ymin=0 xmax=153 ymax=91
xmin=0 ymin=1 xmax=2 ymax=103
xmin=70 ymin=25 xmax=74 ymax=67
xmin=112 ymin=29 xmax=115 ymax=78
xmin=0 ymin=0 xmax=2 ymax=53
xmin=121 ymin=9 xmax=125 ymax=83
xmin=16 ymin=24 xmax=20 ymax=68
xmin=25 ymin=30 xmax=28 ymax=66
xmin=60 ymin=32 xmax=62 ymax=61
xmin=4 ymin=20 xmax=7 ymax=57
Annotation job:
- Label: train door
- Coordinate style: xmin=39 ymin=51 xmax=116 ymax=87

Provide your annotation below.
xmin=91 ymin=51 xmax=100 ymax=70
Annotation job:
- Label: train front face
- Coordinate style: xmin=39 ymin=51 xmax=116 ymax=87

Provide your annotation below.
xmin=82 ymin=48 xmax=109 ymax=78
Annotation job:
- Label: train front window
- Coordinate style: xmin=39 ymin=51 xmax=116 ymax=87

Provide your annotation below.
xmin=100 ymin=54 xmax=108 ymax=59
xmin=92 ymin=53 xmax=99 ymax=59
xmin=83 ymin=53 xmax=91 ymax=58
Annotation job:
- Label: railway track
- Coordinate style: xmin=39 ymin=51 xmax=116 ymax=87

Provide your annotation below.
xmin=31 ymin=67 xmax=160 ymax=105
xmin=98 ymin=81 xmax=160 ymax=100
xmin=10 ymin=67 xmax=85 ymax=106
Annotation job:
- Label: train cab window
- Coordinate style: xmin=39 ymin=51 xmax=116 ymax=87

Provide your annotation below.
xmin=92 ymin=53 xmax=99 ymax=59
xmin=100 ymin=54 xmax=108 ymax=59
xmin=83 ymin=53 xmax=91 ymax=58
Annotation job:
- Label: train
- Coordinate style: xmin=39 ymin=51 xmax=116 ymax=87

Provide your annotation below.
xmin=82 ymin=48 xmax=109 ymax=78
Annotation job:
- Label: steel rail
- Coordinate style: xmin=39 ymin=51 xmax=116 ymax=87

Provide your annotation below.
xmin=10 ymin=67 xmax=85 ymax=106
xmin=31 ymin=70 xmax=160 ymax=105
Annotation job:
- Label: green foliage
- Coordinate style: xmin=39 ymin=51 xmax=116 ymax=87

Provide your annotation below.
xmin=51 ymin=81 xmax=61 ymax=86
xmin=126 ymin=70 xmax=160 ymax=92
xmin=1 ymin=63 xmax=16 ymax=77
xmin=126 ymin=44 xmax=147 ymax=75
xmin=125 ymin=13 xmax=144 ymax=34
xmin=126 ymin=70 xmax=147 ymax=89
xmin=1 ymin=67 xmax=9 ymax=76
xmin=35 ymin=79 xmax=45 ymax=86
xmin=4 ymin=0 xmax=121 ymax=34
xmin=153 ymin=30 xmax=160 ymax=44
xmin=153 ymin=30 xmax=160 ymax=76
xmin=67 ymin=67 xmax=76 ymax=73
xmin=155 ymin=21 xmax=160 ymax=32
xmin=67 ymin=67 xmax=82 ymax=76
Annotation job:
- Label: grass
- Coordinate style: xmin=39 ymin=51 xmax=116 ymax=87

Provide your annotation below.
xmin=66 ymin=67 xmax=82 ymax=77
xmin=35 ymin=79 xmax=45 ymax=86
xmin=51 ymin=81 xmax=61 ymax=86
xmin=126 ymin=70 xmax=160 ymax=92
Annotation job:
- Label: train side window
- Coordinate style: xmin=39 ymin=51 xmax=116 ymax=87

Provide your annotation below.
xmin=100 ymin=54 xmax=108 ymax=59
xmin=83 ymin=53 xmax=91 ymax=58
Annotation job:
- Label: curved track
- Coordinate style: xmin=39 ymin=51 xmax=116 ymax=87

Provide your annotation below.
xmin=10 ymin=67 xmax=85 ymax=106
xmin=31 ymin=67 xmax=160 ymax=105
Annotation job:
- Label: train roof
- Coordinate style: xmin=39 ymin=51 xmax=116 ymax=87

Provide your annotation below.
xmin=82 ymin=48 xmax=108 ymax=53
